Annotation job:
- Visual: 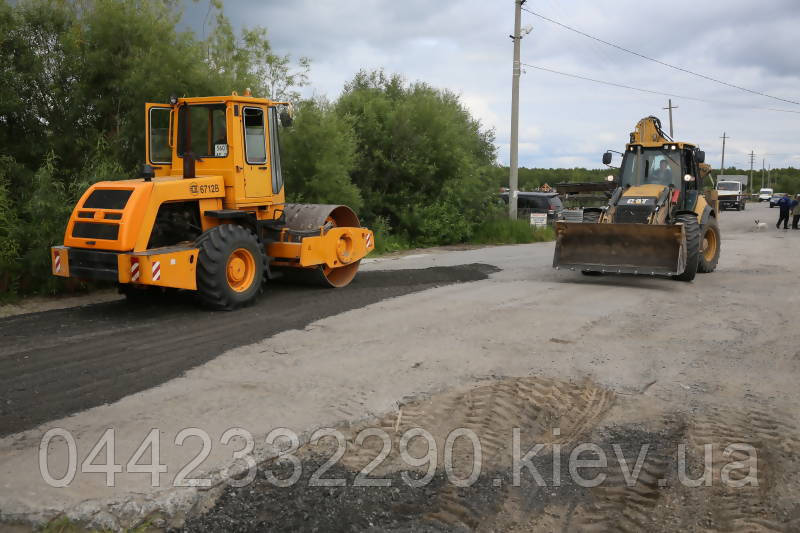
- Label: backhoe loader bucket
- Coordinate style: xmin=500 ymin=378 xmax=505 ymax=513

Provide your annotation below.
xmin=553 ymin=222 xmax=687 ymax=276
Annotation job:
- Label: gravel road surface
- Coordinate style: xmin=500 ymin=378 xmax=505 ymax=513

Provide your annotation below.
xmin=1 ymin=202 xmax=799 ymax=531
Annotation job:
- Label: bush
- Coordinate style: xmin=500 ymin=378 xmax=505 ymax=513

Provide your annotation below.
xmin=369 ymin=216 xmax=410 ymax=255
xmin=472 ymin=218 xmax=555 ymax=245
xmin=410 ymin=200 xmax=472 ymax=247
xmin=281 ymin=99 xmax=362 ymax=210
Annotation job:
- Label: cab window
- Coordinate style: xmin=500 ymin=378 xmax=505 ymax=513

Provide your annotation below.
xmin=177 ymin=104 xmax=228 ymax=158
xmin=243 ymin=107 xmax=267 ymax=164
xmin=149 ymin=107 xmax=172 ymax=164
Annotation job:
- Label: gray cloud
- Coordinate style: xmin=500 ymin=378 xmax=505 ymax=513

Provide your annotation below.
xmin=181 ymin=0 xmax=800 ymax=170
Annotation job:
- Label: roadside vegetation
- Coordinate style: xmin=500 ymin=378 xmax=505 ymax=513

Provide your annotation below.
xmin=1 ymin=0 xmax=797 ymax=297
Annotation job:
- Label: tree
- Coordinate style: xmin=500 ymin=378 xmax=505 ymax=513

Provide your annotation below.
xmin=336 ymin=70 xmax=497 ymax=243
xmin=0 ymin=0 xmax=312 ymax=295
xmin=281 ymin=99 xmax=362 ymax=210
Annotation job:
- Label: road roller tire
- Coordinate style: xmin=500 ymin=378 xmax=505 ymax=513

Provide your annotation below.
xmin=672 ymin=214 xmax=700 ymax=282
xmin=196 ymin=224 xmax=266 ymax=310
xmin=698 ymin=217 xmax=721 ymax=273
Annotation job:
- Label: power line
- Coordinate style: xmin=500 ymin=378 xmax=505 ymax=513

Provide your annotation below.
xmin=521 ymin=6 xmax=800 ymax=106
xmin=520 ymin=63 xmax=800 ymax=115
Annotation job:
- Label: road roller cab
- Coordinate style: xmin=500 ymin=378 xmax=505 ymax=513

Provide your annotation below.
xmin=52 ymin=91 xmax=374 ymax=309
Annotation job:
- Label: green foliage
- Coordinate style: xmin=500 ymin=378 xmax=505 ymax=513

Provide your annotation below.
xmin=0 ymin=159 xmax=20 ymax=277
xmin=472 ymin=218 xmax=554 ymax=245
xmin=411 ymin=200 xmax=473 ymax=247
xmin=281 ymin=99 xmax=362 ymax=210
xmin=368 ymin=215 xmax=410 ymax=255
xmin=487 ymin=165 xmax=611 ymax=191
xmin=336 ymin=70 xmax=497 ymax=244
xmin=0 ymin=0 xmax=309 ymax=295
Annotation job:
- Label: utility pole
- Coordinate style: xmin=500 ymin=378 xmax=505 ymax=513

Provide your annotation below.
xmin=761 ymin=158 xmax=765 ymax=190
xmin=719 ymin=132 xmax=728 ymax=177
xmin=508 ymin=0 xmax=525 ymax=220
xmin=768 ymin=164 xmax=772 ymax=188
xmin=749 ymin=151 xmax=756 ymax=196
xmin=663 ymin=99 xmax=678 ymax=138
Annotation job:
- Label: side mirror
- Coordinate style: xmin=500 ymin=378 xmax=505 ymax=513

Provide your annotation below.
xmin=602 ymin=152 xmax=612 ymax=165
xmin=696 ymin=150 xmax=705 ymax=163
xmin=141 ymin=164 xmax=155 ymax=182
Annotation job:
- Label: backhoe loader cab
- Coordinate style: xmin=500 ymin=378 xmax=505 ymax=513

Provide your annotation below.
xmin=554 ymin=116 xmax=720 ymax=281
xmin=52 ymin=92 xmax=374 ymax=309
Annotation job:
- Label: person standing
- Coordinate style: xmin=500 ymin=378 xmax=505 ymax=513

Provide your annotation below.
xmin=776 ymin=194 xmax=792 ymax=229
xmin=793 ymin=194 xmax=800 ymax=229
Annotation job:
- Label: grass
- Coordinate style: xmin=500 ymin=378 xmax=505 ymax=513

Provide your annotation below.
xmin=366 ymin=217 xmax=555 ymax=258
xmin=471 ymin=218 xmax=555 ymax=245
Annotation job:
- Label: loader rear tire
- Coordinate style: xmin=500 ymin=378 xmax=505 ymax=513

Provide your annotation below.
xmin=672 ymin=214 xmax=700 ymax=282
xmin=195 ymin=224 xmax=266 ymax=310
xmin=698 ymin=217 xmax=720 ymax=273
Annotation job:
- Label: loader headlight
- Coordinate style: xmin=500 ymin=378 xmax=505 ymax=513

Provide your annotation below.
xmin=684 ymin=174 xmax=695 ymax=182
xmin=169 ymin=94 xmax=178 ymax=105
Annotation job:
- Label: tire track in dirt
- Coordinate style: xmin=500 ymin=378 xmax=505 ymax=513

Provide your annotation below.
xmin=0 ymin=264 xmax=498 ymax=437
xmin=184 ymin=378 xmax=800 ymax=533
xmin=677 ymin=406 xmax=800 ymax=532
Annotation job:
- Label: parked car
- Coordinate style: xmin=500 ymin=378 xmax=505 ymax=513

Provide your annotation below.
xmin=758 ymin=188 xmax=773 ymax=202
xmin=770 ymin=193 xmax=787 ymax=208
xmin=499 ymin=191 xmax=563 ymax=224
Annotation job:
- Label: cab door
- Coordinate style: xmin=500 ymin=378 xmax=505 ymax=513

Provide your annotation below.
xmin=241 ymin=106 xmax=271 ymax=198
xmin=145 ymin=103 xmax=173 ymax=176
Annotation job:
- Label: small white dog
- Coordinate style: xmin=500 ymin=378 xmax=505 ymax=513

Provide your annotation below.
xmin=753 ymin=219 xmax=767 ymax=232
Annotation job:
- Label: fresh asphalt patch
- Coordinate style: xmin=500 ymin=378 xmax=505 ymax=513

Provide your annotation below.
xmin=0 ymin=263 xmax=499 ymax=437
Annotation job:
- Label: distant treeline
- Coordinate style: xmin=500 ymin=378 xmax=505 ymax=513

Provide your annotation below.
xmin=489 ymin=165 xmax=800 ymax=195
xmin=488 ymin=167 xmax=610 ymax=191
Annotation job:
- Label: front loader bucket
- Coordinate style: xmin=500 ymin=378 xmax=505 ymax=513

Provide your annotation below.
xmin=553 ymin=222 xmax=687 ymax=276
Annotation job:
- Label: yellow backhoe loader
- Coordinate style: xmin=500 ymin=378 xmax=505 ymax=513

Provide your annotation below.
xmin=553 ymin=116 xmax=720 ymax=281
xmin=51 ymin=91 xmax=373 ymax=309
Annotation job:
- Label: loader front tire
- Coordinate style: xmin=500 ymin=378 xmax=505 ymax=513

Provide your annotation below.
xmin=196 ymin=224 xmax=266 ymax=310
xmin=672 ymin=214 xmax=700 ymax=282
xmin=698 ymin=217 xmax=720 ymax=273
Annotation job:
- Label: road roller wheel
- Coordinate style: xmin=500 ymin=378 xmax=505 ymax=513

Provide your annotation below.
xmin=196 ymin=224 xmax=266 ymax=310
xmin=280 ymin=203 xmax=364 ymax=288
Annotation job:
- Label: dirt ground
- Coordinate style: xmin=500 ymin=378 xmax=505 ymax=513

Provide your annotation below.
xmin=1 ymin=202 xmax=800 ymax=531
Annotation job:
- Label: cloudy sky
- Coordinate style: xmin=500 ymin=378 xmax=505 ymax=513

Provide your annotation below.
xmin=182 ymin=0 xmax=799 ymax=171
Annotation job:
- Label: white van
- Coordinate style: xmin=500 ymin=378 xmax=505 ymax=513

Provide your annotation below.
xmin=759 ymin=188 xmax=774 ymax=202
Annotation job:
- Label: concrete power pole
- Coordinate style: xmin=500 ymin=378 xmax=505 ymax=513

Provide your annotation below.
xmin=749 ymin=151 xmax=756 ymax=196
xmin=663 ymin=99 xmax=678 ymax=138
xmin=719 ymin=132 xmax=728 ymax=177
xmin=508 ymin=0 xmax=525 ymax=220
xmin=761 ymin=158 xmax=765 ymax=190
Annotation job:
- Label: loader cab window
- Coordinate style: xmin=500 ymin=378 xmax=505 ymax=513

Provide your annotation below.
xmin=243 ymin=107 xmax=267 ymax=164
xmin=177 ymin=104 xmax=228 ymax=158
xmin=620 ymin=147 xmax=683 ymax=189
xmin=149 ymin=107 xmax=172 ymax=164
